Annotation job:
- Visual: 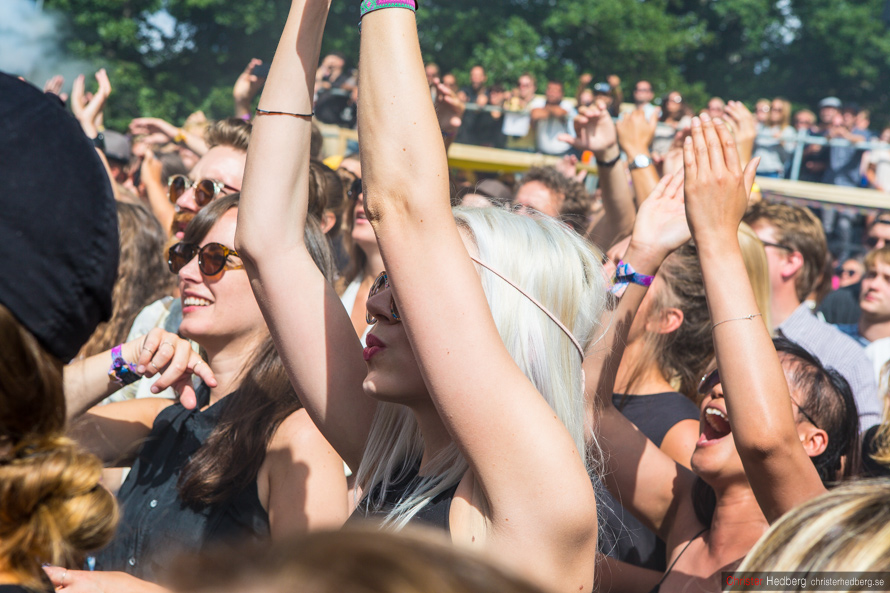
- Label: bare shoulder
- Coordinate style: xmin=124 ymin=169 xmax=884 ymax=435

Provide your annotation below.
xmin=267 ymin=408 xmax=340 ymax=461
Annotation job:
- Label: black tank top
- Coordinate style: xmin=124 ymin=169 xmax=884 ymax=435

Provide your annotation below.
xmin=92 ymin=388 xmax=270 ymax=582
xmin=347 ymin=463 xmax=459 ymax=531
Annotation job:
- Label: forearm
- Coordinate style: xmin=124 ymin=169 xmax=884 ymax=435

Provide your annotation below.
xmin=584 ymin=241 xmax=665 ymax=413
xmin=238 ymin=0 xmax=328 ymax=256
xmin=589 ymin=148 xmax=635 ymax=249
xmin=358 ymin=9 xmax=450 ymax=221
xmin=624 ymin=147 xmax=658 ymax=206
xmin=64 ymin=345 xmax=136 ymax=420
xmin=698 ymin=240 xmax=794 ymax=435
xmin=181 ymin=129 xmax=208 ymax=157
xmin=235 ymin=99 xmax=252 ymax=119
xmin=144 ymin=177 xmax=175 ymax=234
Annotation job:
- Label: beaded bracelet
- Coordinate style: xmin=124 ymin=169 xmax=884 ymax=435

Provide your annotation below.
xmin=108 ymin=343 xmax=141 ymax=386
xmin=609 ymin=260 xmax=655 ymax=297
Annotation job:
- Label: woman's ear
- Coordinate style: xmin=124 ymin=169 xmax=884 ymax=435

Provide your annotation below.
xmin=320 ymin=210 xmax=337 ymax=234
xmin=645 ymin=307 xmax=684 ymax=335
xmin=799 ymin=425 xmax=829 ymax=458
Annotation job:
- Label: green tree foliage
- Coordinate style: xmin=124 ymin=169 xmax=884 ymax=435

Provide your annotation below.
xmin=40 ymin=0 xmax=890 ymax=129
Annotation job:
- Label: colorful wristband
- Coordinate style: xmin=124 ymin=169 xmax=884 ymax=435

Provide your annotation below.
xmin=610 ymin=260 xmax=655 ymax=297
xmin=360 ymin=0 xmax=417 ymax=26
xmin=108 ymin=343 xmax=141 ymax=386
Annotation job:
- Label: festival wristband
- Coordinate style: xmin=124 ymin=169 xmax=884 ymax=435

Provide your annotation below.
xmin=108 ymin=343 xmax=141 ymax=386
xmin=609 ymin=260 xmax=655 ymax=297
xmin=360 ymin=0 xmax=417 ymax=26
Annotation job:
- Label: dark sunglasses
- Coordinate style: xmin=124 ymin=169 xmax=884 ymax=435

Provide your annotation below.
xmin=697 ymin=368 xmax=821 ymax=429
xmin=168 ymin=242 xmax=244 ymax=276
xmin=838 ymin=268 xmax=859 ymax=277
xmin=759 ymin=239 xmax=793 ymax=252
xmin=366 ymin=271 xmax=401 ymax=324
xmin=168 ymin=175 xmax=239 ymax=208
xmin=866 ymin=236 xmax=884 ymax=249
xmin=347 ymin=178 xmax=363 ymax=201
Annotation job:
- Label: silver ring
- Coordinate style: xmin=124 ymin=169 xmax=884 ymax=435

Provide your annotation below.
xmin=160 ymin=341 xmax=174 ymax=350
xmin=61 ymin=570 xmax=68 ymax=587
xmin=149 ymin=362 xmax=159 ymax=371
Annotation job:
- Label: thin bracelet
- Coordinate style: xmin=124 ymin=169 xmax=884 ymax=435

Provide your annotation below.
xmin=255 ymin=108 xmax=314 ymax=119
xmin=712 ymin=313 xmax=762 ymax=330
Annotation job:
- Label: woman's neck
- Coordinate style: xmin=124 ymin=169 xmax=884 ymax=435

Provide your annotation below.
xmin=613 ymin=341 xmax=674 ymax=395
xmin=411 ymin=401 xmax=454 ymax=474
xmin=202 ymin=335 xmax=263 ymax=405
xmin=707 ymin=482 xmax=770 ymax=555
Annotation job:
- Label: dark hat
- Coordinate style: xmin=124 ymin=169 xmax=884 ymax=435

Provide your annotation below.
xmin=0 ymin=73 xmax=118 ymax=361
xmin=474 ymin=179 xmax=513 ymax=205
xmin=103 ymin=130 xmax=132 ymax=163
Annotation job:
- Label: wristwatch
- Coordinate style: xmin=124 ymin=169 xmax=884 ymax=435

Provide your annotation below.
xmin=628 ymin=154 xmax=653 ymax=171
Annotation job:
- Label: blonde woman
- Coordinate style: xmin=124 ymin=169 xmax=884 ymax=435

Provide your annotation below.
xmin=237 ymin=0 xmax=607 ymax=590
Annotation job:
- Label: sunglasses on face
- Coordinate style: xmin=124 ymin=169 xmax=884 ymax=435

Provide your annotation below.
xmin=838 ymin=268 xmax=859 ymax=277
xmin=697 ymin=368 xmax=822 ymax=429
xmin=168 ymin=241 xmax=244 ymax=276
xmin=366 ymin=271 xmax=401 ymax=324
xmin=348 ymin=178 xmax=363 ymax=201
xmin=168 ymin=175 xmax=239 ymax=208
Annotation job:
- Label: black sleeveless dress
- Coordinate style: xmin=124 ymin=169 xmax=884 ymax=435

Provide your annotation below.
xmin=347 ymin=463 xmax=459 ymax=531
xmin=92 ymin=387 xmax=270 ymax=582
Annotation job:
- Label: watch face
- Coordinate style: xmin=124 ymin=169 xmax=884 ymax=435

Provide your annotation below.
xmin=633 ymin=154 xmax=651 ymax=168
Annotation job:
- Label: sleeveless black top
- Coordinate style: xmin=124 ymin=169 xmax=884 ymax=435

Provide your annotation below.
xmin=346 ymin=463 xmax=459 ymax=531
xmin=92 ymin=388 xmax=270 ymax=582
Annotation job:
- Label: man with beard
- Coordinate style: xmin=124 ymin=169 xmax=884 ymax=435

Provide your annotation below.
xmin=170 ymin=118 xmax=249 ymax=238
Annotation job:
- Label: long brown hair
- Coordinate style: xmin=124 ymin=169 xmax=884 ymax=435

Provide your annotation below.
xmin=0 ymin=304 xmax=117 ymax=590
xmin=175 ymin=194 xmax=335 ymax=505
xmin=78 ymin=202 xmax=176 ymax=359
xmin=623 ymin=242 xmax=713 ymax=400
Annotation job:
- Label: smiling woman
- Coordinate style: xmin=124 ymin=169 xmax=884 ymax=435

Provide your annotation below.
xmin=56 ymin=195 xmax=347 ymax=592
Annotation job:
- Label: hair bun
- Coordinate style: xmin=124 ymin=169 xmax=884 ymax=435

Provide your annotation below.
xmin=0 ymin=434 xmax=118 ymax=587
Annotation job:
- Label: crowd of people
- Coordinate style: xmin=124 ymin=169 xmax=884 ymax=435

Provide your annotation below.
xmin=3 ymin=1 xmax=890 ymax=592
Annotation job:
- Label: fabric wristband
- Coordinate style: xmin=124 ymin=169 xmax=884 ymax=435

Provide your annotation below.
xmin=360 ymin=0 xmax=417 ymax=25
xmin=610 ymin=260 xmax=655 ymax=297
xmin=108 ymin=343 xmax=141 ymax=386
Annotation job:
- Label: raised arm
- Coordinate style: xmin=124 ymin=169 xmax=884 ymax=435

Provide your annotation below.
xmin=559 ymin=100 xmax=636 ymax=250
xmin=683 ymin=113 xmax=825 ymax=523
xmin=236 ymin=0 xmax=372 ymax=472
xmin=583 ymin=174 xmax=701 ymax=542
xmin=359 ymin=7 xmax=595 ymax=592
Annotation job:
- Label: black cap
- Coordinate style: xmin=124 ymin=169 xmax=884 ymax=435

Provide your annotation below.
xmin=0 ymin=73 xmax=118 ymax=361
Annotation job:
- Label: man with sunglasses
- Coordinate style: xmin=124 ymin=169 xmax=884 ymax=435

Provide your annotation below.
xmin=168 ymin=118 xmax=249 ymax=239
xmin=744 ymin=201 xmax=880 ymax=431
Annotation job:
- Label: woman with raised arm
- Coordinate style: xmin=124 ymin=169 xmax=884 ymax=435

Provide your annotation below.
xmin=237 ymin=1 xmax=604 ymax=591
xmin=48 ymin=195 xmax=346 ymax=593
xmin=584 ymin=114 xmax=859 ymax=593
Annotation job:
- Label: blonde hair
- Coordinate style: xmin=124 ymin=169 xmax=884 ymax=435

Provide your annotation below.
xmin=738 ymin=222 xmax=773 ymax=332
xmin=355 ymin=207 xmax=608 ymax=527
xmin=736 ymin=479 xmax=890 ymax=577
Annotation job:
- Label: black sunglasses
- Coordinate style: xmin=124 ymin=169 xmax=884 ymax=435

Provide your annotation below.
xmin=348 ymin=178 xmax=363 ymax=201
xmin=698 ymin=368 xmax=821 ymax=429
xmin=168 ymin=242 xmax=244 ymax=276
